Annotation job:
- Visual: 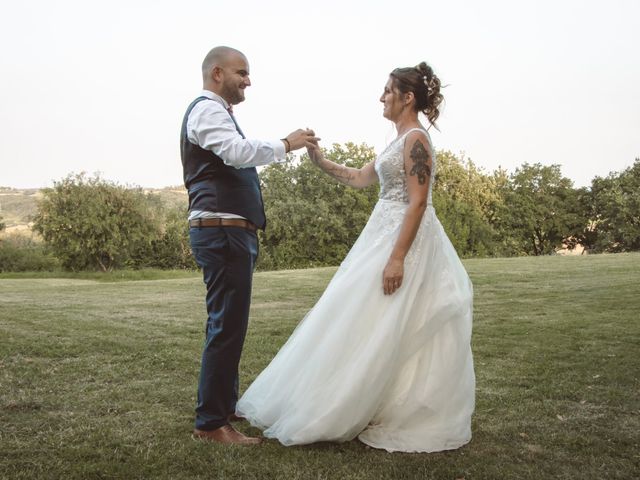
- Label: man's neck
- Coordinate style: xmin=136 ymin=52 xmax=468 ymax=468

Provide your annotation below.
xmin=201 ymin=88 xmax=230 ymax=109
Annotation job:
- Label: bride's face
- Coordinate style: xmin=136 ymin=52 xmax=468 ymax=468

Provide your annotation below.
xmin=380 ymin=78 xmax=403 ymax=121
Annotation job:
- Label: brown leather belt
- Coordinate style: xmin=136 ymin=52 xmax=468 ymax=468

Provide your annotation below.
xmin=189 ymin=218 xmax=257 ymax=232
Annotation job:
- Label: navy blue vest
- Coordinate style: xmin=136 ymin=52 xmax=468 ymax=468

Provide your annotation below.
xmin=180 ymin=96 xmax=266 ymax=229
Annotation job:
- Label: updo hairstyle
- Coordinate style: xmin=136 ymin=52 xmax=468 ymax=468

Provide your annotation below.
xmin=389 ymin=62 xmax=443 ymax=127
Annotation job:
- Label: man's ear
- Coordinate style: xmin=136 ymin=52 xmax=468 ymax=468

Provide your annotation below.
xmin=211 ymin=65 xmax=223 ymax=82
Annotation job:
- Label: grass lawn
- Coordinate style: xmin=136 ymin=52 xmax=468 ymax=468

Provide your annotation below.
xmin=1 ymin=254 xmax=639 ymax=479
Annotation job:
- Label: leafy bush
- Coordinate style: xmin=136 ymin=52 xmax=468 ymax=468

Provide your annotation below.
xmin=128 ymin=206 xmax=197 ymax=270
xmin=33 ymin=173 xmax=163 ymax=271
xmin=0 ymin=233 xmax=60 ymax=272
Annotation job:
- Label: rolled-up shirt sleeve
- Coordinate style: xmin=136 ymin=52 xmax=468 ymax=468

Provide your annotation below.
xmin=187 ymin=99 xmax=286 ymax=168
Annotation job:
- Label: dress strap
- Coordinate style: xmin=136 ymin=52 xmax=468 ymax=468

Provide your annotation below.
xmin=400 ymin=127 xmax=431 ymax=148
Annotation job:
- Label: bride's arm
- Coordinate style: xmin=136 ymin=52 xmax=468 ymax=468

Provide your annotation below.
xmin=307 ymin=145 xmax=378 ymax=189
xmin=382 ymin=130 xmax=433 ymax=295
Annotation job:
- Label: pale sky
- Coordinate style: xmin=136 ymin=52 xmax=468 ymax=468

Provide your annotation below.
xmin=1 ymin=0 xmax=638 ymax=189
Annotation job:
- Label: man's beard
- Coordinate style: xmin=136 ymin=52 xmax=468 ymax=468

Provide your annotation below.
xmin=223 ymin=84 xmax=244 ymax=105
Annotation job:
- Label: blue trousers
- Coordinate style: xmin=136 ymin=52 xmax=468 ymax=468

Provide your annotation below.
xmin=189 ymin=226 xmax=258 ymax=431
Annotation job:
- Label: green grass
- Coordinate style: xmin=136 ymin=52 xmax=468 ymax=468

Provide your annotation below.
xmin=0 ymin=268 xmax=199 ymax=282
xmin=1 ymin=254 xmax=639 ymax=479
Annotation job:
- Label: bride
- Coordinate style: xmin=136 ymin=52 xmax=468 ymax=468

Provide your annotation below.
xmin=236 ymin=61 xmax=475 ymax=453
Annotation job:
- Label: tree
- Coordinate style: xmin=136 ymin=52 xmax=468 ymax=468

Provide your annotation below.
xmin=431 ymin=151 xmax=505 ymax=257
xmin=500 ymin=163 xmax=584 ymax=255
xmin=33 ymin=173 xmax=163 ymax=271
xmin=586 ymin=158 xmax=640 ymax=252
xmin=0 ymin=215 xmax=4 ymax=232
xmin=258 ymin=143 xmax=378 ymax=270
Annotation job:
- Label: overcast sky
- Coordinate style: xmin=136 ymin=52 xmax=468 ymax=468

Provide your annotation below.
xmin=1 ymin=0 xmax=638 ymax=189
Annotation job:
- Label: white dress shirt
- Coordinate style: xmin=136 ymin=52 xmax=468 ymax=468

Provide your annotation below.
xmin=186 ymin=90 xmax=286 ymax=221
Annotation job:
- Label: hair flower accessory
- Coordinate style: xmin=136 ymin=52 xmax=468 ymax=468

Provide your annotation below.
xmin=423 ymin=76 xmax=434 ymax=94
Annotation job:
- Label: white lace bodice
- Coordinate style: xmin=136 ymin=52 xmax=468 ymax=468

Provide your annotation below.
xmin=375 ymin=128 xmax=435 ymax=205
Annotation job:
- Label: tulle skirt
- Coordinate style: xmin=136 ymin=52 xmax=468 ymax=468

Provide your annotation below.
xmin=237 ymin=199 xmax=475 ymax=452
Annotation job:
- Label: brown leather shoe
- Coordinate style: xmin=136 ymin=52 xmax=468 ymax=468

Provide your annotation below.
xmin=192 ymin=424 xmax=261 ymax=445
xmin=228 ymin=413 xmax=246 ymax=422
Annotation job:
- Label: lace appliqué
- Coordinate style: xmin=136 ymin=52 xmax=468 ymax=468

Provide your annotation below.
xmin=375 ymin=201 xmax=404 ymax=240
xmin=376 ymin=141 xmax=409 ymax=203
xmin=370 ymin=201 xmax=433 ymax=266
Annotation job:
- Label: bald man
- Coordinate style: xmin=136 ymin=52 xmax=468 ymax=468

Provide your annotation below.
xmin=181 ymin=46 xmax=317 ymax=445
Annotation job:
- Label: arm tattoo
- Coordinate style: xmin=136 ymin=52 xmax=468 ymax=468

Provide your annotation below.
xmin=310 ymin=150 xmax=355 ymax=185
xmin=409 ymin=139 xmax=431 ymax=185
xmin=325 ymin=165 xmax=355 ymax=185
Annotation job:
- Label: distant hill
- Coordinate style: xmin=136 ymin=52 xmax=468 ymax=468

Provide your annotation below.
xmin=0 ymin=187 xmax=41 ymax=228
xmin=0 ymin=186 xmax=188 ymax=231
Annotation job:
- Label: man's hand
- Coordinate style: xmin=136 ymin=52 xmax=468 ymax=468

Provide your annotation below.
xmin=383 ymin=257 xmax=404 ymax=295
xmin=284 ymin=128 xmax=319 ymax=151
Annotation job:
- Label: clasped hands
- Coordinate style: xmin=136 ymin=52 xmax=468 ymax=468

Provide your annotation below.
xmin=283 ymin=128 xmax=320 ymax=153
xmin=282 ymin=128 xmax=322 ymax=165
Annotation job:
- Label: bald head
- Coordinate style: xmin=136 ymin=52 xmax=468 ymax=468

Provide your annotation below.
xmin=201 ymin=46 xmax=251 ymax=105
xmin=202 ymin=46 xmax=246 ymax=82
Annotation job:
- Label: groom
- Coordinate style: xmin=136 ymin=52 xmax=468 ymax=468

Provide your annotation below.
xmin=181 ymin=46 xmax=317 ymax=445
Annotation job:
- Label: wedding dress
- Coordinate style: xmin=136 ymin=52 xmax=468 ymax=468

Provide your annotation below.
xmin=237 ymin=128 xmax=475 ymax=452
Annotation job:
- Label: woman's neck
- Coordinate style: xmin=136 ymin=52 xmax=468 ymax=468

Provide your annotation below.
xmin=394 ymin=111 xmax=421 ymax=137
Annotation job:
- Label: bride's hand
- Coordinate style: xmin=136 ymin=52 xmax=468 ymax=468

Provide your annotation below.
xmin=383 ymin=258 xmax=404 ymax=295
xmin=306 ymin=141 xmax=322 ymax=166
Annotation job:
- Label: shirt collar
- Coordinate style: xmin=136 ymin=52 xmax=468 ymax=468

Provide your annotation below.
xmin=200 ymin=90 xmax=230 ymax=110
